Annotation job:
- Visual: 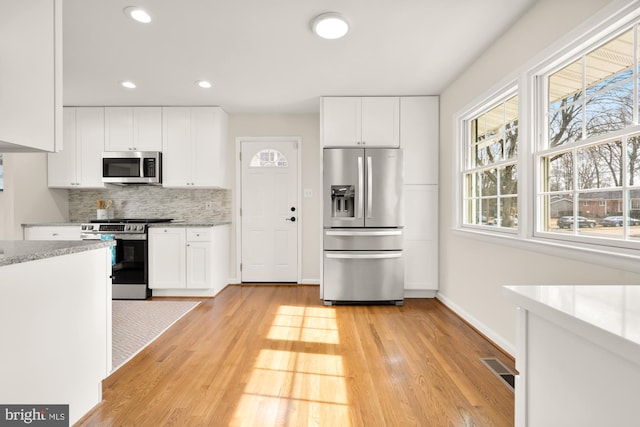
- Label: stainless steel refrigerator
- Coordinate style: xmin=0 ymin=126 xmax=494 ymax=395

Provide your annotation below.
xmin=322 ymin=148 xmax=404 ymax=305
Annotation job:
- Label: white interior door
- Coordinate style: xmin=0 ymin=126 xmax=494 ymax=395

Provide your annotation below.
xmin=241 ymin=140 xmax=298 ymax=282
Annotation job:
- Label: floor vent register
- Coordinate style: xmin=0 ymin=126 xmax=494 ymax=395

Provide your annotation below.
xmin=480 ymin=358 xmax=515 ymax=390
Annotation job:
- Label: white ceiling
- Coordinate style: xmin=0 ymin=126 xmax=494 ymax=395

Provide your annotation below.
xmin=63 ymin=0 xmax=536 ymax=114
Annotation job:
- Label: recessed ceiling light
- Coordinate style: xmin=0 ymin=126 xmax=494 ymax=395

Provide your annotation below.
xmin=121 ymin=81 xmax=136 ymax=89
xmin=124 ymin=6 xmax=152 ymax=24
xmin=195 ymin=80 xmax=212 ymax=89
xmin=312 ymin=13 xmax=349 ymax=40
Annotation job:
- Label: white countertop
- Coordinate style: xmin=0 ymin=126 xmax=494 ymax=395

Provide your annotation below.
xmin=504 ymin=285 xmax=640 ymax=366
xmin=0 ymin=240 xmax=114 ymax=267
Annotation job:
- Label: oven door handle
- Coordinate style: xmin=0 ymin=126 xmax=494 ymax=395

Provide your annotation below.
xmin=113 ymin=234 xmax=147 ymax=240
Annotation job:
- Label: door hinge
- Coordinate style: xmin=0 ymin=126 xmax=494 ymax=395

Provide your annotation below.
xmin=240 ymin=207 xmax=242 ymax=216
xmin=239 ymin=152 xmax=242 ymax=161
xmin=240 ymin=263 xmax=242 ymax=272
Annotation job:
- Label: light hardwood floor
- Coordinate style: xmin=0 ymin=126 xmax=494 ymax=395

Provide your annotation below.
xmin=77 ymin=285 xmax=515 ymax=426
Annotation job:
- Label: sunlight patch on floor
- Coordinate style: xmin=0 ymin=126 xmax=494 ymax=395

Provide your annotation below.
xmin=232 ymin=304 xmax=350 ymax=426
xmin=267 ymin=305 xmax=340 ymax=344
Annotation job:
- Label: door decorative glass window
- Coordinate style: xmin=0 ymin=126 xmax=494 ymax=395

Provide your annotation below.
xmin=250 ymin=149 xmax=288 ymax=167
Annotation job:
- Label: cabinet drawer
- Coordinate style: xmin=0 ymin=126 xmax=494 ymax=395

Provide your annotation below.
xmin=24 ymin=225 xmax=82 ymax=241
xmin=187 ymin=228 xmax=211 ymax=241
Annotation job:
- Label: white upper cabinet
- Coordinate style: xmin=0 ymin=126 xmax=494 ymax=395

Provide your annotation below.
xmin=322 ymin=97 xmax=400 ymax=147
xmin=400 ymin=97 xmax=439 ymax=185
xmin=104 ymin=107 xmax=162 ymax=152
xmin=48 ymin=107 xmax=105 ymax=188
xmin=162 ymin=107 xmax=229 ymax=188
xmin=0 ymin=0 xmax=62 ymax=152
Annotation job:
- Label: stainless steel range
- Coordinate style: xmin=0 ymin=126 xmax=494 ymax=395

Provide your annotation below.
xmin=81 ymin=218 xmax=172 ymax=300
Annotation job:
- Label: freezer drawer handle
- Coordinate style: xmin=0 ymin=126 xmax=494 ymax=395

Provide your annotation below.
xmin=367 ymin=156 xmax=373 ymax=219
xmin=325 ymin=253 xmax=402 ymax=260
xmin=357 ymin=156 xmax=364 ymax=219
xmin=325 ymin=230 xmax=402 ymax=237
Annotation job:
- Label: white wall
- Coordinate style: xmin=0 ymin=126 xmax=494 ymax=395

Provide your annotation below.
xmin=0 ymin=153 xmax=68 ymax=239
xmin=439 ymin=0 xmax=640 ymax=354
xmin=228 ymin=114 xmax=320 ymax=284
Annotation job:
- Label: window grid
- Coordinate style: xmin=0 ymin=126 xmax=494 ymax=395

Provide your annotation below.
xmin=537 ymin=22 xmax=640 ymax=245
xmin=463 ymin=93 xmax=519 ymax=229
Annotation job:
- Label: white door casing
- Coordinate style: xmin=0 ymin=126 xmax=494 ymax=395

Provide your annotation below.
xmin=239 ymin=138 xmax=300 ymax=282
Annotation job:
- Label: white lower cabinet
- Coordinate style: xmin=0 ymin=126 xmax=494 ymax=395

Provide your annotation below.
xmin=185 ymin=229 xmax=211 ymax=289
xmin=23 ymin=225 xmax=82 ymax=241
xmin=149 ymin=227 xmax=187 ymax=289
xmin=149 ymin=226 xmax=229 ymax=294
xmin=403 ymin=185 xmax=438 ymax=296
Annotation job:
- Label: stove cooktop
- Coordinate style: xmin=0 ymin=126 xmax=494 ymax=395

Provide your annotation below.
xmin=89 ymin=218 xmax=173 ymax=224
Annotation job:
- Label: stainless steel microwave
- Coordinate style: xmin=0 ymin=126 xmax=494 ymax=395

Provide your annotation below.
xmin=102 ymin=151 xmax=162 ymax=184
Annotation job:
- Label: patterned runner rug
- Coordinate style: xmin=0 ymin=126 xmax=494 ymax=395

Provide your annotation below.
xmin=112 ymin=300 xmax=200 ymax=371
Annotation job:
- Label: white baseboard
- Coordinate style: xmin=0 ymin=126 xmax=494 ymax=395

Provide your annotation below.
xmin=227 ymin=278 xmax=319 ymax=285
xmin=404 ymin=289 xmax=437 ymax=298
xmin=152 ymin=288 xmax=220 ymax=298
xmin=436 ymin=293 xmax=515 ymax=357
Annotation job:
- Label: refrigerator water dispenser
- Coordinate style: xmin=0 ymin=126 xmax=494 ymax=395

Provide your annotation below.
xmin=331 ymin=185 xmax=355 ymax=218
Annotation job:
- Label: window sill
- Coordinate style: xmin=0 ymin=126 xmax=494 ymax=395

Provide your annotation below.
xmin=453 ymin=226 xmax=640 ymax=275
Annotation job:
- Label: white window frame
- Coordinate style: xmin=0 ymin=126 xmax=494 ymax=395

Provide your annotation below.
xmin=458 ymin=84 xmax=520 ymax=235
xmin=453 ymin=1 xmax=640 ymax=275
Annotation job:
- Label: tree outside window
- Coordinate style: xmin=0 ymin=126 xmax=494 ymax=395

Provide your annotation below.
xmin=463 ymin=94 xmax=519 ymax=229
xmin=540 ymin=26 xmax=640 ymax=242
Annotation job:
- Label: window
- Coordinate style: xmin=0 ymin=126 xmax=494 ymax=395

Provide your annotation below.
xmin=250 ymin=149 xmax=288 ymax=168
xmin=462 ymin=92 xmax=519 ymax=229
xmin=538 ymin=25 xmax=640 ymax=244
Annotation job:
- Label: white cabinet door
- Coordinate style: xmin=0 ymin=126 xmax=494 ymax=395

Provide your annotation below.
xmin=192 ymin=107 xmax=229 ymax=187
xmin=403 ymin=185 xmax=438 ymax=292
xmin=48 ymin=107 xmax=104 ymax=188
xmin=48 ymin=108 xmax=78 ymax=187
xmin=401 ymin=97 xmax=439 ymax=184
xmin=162 ymin=107 xmax=228 ymax=188
xmin=186 ymin=228 xmax=212 ymax=289
xmin=77 ymin=107 xmax=106 ymax=188
xmin=210 ymin=225 xmax=230 ymax=294
xmin=0 ymin=0 xmax=62 ymax=151
xmin=186 ymin=242 xmax=210 ymax=289
xmin=149 ymin=228 xmax=187 ymax=289
xmin=322 ymin=97 xmax=399 ymax=147
xmin=322 ymin=97 xmax=361 ymax=147
xmin=134 ymin=107 xmax=162 ymax=151
xmin=105 ymin=107 xmax=162 ymax=151
xmin=104 ymin=107 xmax=133 ymax=151
xmin=23 ymin=225 xmax=82 ymax=241
xmin=162 ymin=107 xmax=193 ymax=187
xmin=361 ymin=97 xmax=400 ymax=147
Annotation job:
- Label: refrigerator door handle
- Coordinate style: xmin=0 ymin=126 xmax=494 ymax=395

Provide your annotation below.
xmin=325 ymin=252 xmax=402 ymax=260
xmin=325 ymin=230 xmax=402 ymax=237
xmin=357 ymin=156 xmax=364 ymax=219
xmin=367 ymin=156 xmax=373 ymax=218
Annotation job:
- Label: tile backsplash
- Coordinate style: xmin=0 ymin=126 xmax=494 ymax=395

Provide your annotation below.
xmin=69 ymin=186 xmax=231 ymax=222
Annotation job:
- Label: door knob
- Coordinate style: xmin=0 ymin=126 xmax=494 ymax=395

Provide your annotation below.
xmin=285 ymin=216 xmax=296 ymax=222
